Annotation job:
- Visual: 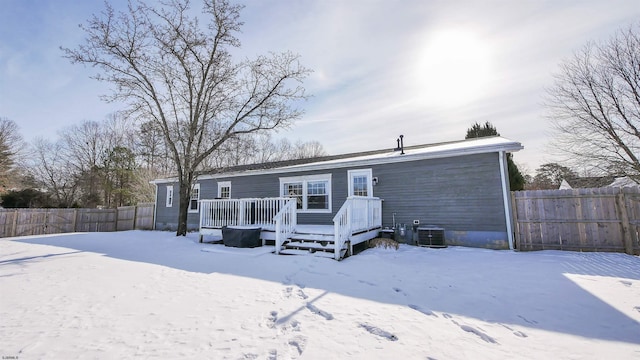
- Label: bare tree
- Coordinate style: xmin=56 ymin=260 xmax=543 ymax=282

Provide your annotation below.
xmin=0 ymin=117 xmax=25 ymax=190
xmin=60 ymin=120 xmax=108 ymax=207
xmin=291 ymin=140 xmax=326 ymax=159
xmin=63 ymin=0 xmax=310 ymax=235
xmin=29 ymin=138 xmax=79 ymax=207
xmin=137 ymin=120 xmax=173 ymax=175
xmin=546 ymin=23 xmax=640 ymax=177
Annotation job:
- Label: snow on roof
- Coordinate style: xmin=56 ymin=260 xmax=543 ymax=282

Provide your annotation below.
xmin=153 ymin=136 xmax=523 ymax=183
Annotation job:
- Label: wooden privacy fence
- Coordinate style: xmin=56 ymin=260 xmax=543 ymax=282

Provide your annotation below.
xmin=512 ymin=187 xmax=640 ymax=255
xmin=0 ymin=203 xmax=155 ymax=238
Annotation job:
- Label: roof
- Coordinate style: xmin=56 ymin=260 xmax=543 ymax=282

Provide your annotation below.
xmin=152 ymin=136 xmax=523 ymax=183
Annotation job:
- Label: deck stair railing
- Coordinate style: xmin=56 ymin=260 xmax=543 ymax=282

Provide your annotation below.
xmin=333 ymin=197 xmax=382 ymax=260
xmin=273 ymin=199 xmax=297 ymax=254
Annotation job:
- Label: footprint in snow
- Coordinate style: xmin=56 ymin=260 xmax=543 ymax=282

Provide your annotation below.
xmin=499 ymin=323 xmax=528 ymax=338
xmin=296 ymin=289 xmax=308 ymax=300
xmin=266 ymin=349 xmax=277 ymax=360
xmin=634 ymin=306 xmax=640 ymax=313
xmin=392 ymin=287 xmax=407 ymax=296
xmin=358 ymin=279 xmax=377 ymax=286
xmin=458 ymin=324 xmax=497 ymax=344
xmin=517 ymin=315 xmax=538 ymax=325
xmin=288 ymin=335 xmax=307 ymax=356
xmin=359 ymin=323 xmax=398 ymax=341
xmin=442 ymin=313 xmax=453 ymax=319
xmin=620 ymin=280 xmax=632 ymax=287
xmin=408 ymin=304 xmax=438 ymax=317
xmin=306 ymin=303 xmax=333 ymax=320
xmin=283 ymin=287 xmax=293 ymax=298
xmin=290 ymin=319 xmax=301 ymax=332
xmin=283 ymin=275 xmax=293 ymax=285
xmin=266 ymin=311 xmax=278 ymax=329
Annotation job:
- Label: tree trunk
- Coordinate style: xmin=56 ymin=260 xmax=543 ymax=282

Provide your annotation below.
xmin=176 ymin=171 xmax=194 ymax=236
xmin=176 ymin=181 xmax=190 ymax=236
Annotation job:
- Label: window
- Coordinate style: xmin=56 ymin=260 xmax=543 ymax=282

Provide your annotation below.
xmin=217 ymin=181 xmax=231 ymax=199
xmin=283 ymin=182 xmax=303 ymax=209
xmin=280 ymin=174 xmax=331 ymax=213
xmin=348 ymin=169 xmax=373 ymax=197
xmin=307 ymin=181 xmax=328 ymax=209
xmin=165 ymin=186 xmax=174 ymax=207
xmin=189 ymin=183 xmax=200 ymax=212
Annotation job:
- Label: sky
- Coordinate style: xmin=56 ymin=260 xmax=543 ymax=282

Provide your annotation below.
xmin=1 ymin=0 xmax=640 ymax=173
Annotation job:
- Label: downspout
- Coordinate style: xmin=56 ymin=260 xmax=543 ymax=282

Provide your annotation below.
xmin=498 ymin=151 xmax=514 ymax=250
xmin=152 ymin=183 xmax=158 ymax=230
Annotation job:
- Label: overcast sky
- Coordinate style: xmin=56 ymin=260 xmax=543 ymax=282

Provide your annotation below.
xmin=2 ymin=0 xmax=640 ymax=173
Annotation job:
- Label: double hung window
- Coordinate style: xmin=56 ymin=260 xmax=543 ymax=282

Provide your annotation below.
xmin=165 ymin=186 xmax=174 ymax=207
xmin=217 ymin=181 xmax=231 ymax=199
xmin=280 ymin=174 xmax=331 ymax=213
xmin=189 ymin=183 xmax=200 ymax=212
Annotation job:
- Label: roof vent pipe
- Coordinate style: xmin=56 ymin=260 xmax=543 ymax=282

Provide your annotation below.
xmin=394 ymin=135 xmax=405 ymax=155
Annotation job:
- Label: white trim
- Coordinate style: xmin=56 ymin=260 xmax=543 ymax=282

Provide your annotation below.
xmin=279 ymin=174 xmax=332 ymax=213
xmin=189 ymin=183 xmax=200 ymax=213
xmin=348 ymin=169 xmax=373 ymax=197
xmin=217 ymin=181 xmax=231 ymax=199
xmin=498 ymin=151 xmax=514 ymax=250
xmin=165 ymin=185 xmax=174 ymax=207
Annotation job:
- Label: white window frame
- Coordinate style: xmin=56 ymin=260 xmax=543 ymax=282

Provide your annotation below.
xmin=348 ymin=169 xmax=373 ymax=197
xmin=189 ymin=183 xmax=200 ymax=213
xmin=217 ymin=181 xmax=231 ymax=199
xmin=165 ymin=185 xmax=174 ymax=207
xmin=279 ymin=174 xmax=332 ymax=213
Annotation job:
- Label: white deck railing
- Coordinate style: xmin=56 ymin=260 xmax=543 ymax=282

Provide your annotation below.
xmin=274 ymin=199 xmax=297 ymax=254
xmin=199 ymin=197 xmax=294 ymax=230
xmin=333 ymin=197 xmax=382 ymax=260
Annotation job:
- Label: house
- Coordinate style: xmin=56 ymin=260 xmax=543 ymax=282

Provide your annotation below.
xmin=151 ymin=136 xmax=523 ymax=258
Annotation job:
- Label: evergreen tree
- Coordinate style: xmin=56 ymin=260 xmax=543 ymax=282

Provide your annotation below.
xmin=465 ymin=122 xmax=525 ymax=190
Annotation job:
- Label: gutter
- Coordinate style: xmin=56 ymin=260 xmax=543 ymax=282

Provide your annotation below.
xmin=498 ymin=151 xmax=515 ymax=250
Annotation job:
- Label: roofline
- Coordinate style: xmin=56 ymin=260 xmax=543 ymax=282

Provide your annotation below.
xmin=151 ymin=136 xmax=523 ymax=184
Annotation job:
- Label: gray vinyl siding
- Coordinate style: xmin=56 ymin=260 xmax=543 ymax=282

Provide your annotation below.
xmin=372 ymin=152 xmax=505 ymax=232
xmin=154 ymin=152 xmax=509 ymax=246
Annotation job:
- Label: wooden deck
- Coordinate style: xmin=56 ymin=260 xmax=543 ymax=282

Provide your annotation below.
xmin=198 ymin=197 xmax=382 ymax=260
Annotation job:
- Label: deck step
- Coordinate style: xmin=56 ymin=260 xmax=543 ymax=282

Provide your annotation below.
xmin=279 ymin=248 xmax=337 ymax=258
xmin=284 ymin=241 xmax=335 ymax=250
xmin=289 ymin=233 xmax=335 ymax=242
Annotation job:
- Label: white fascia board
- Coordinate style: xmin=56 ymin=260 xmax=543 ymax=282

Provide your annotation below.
xmin=197 ymin=137 xmax=523 ymax=181
xmin=149 ymin=178 xmax=179 ymax=185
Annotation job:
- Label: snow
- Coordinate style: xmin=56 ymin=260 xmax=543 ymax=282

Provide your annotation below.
xmin=1 ymin=231 xmax=639 ymax=359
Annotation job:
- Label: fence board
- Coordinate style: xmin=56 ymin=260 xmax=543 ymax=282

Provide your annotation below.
xmin=134 ymin=203 xmax=155 ymax=230
xmin=512 ymin=187 xmax=640 ymax=255
xmin=117 ymin=206 xmax=136 ymax=231
xmin=0 ymin=204 xmax=155 ymax=238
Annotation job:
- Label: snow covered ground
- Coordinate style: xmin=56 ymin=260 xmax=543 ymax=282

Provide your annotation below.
xmin=1 ymin=230 xmax=639 ymax=359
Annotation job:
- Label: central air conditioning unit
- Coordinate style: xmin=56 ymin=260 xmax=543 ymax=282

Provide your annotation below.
xmin=417 ymin=226 xmax=446 ymax=248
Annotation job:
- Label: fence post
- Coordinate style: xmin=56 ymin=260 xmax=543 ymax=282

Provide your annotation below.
xmin=43 ymin=209 xmax=49 ymax=234
xmin=133 ymin=205 xmax=139 ymax=230
xmin=11 ymin=210 xmax=18 ymax=237
xmin=510 ymin=192 xmax=520 ymax=250
xmin=72 ymin=209 xmax=78 ymax=232
xmin=615 ymin=192 xmax=634 ymax=255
